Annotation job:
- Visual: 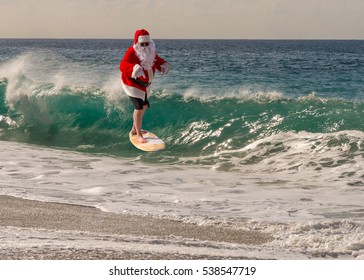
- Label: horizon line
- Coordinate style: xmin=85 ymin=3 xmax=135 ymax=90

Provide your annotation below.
xmin=1 ymin=37 xmax=364 ymax=41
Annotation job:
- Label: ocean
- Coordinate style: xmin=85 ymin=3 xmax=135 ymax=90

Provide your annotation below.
xmin=1 ymin=39 xmax=364 ymax=259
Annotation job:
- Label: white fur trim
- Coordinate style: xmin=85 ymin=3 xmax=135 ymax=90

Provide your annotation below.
xmin=147 ymin=69 xmax=154 ymax=81
xmin=138 ymin=35 xmax=150 ymax=43
xmin=121 ymin=83 xmax=146 ymax=100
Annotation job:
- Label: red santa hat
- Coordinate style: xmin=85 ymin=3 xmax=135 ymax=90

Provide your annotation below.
xmin=134 ymin=29 xmax=151 ymax=45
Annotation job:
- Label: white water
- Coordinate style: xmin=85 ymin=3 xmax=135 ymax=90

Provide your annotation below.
xmin=1 ymin=139 xmax=364 ymax=259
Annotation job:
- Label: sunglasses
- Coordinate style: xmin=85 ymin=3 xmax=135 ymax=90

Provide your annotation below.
xmin=140 ymin=42 xmax=150 ymax=47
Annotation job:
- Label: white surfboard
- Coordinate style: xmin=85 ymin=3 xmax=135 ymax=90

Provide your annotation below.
xmin=129 ymin=130 xmax=165 ymax=152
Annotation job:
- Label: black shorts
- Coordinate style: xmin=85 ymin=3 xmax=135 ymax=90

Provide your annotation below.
xmin=128 ymin=93 xmax=150 ymax=110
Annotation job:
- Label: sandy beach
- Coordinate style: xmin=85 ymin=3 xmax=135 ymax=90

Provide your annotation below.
xmin=0 ymin=195 xmax=273 ymax=260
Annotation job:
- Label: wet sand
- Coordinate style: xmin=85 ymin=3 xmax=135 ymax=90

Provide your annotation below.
xmin=0 ymin=195 xmax=273 ymax=260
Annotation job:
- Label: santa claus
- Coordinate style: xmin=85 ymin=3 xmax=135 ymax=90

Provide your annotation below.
xmin=120 ymin=29 xmax=170 ymax=143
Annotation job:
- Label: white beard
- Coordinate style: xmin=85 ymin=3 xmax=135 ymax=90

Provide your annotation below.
xmin=133 ymin=40 xmax=156 ymax=70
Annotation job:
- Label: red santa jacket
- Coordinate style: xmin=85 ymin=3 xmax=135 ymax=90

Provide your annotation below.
xmin=120 ymin=46 xmax=166 ymax=100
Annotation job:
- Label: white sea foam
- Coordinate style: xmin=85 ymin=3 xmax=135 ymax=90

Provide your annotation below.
xmin=1 ymin=139 xmax=364 ymax=259
xmin=0 ymin=226 xmax=296 ymax=260
xmin=181 ymin=86 xmax=286 ymax=102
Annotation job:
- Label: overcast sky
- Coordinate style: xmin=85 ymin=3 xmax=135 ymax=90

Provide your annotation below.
xmin=0 ymin=0 xmax=363 ymax=39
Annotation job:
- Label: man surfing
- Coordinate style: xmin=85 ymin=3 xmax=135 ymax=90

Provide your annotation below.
xmin=120 ymin=29 xmax=170 ymax=143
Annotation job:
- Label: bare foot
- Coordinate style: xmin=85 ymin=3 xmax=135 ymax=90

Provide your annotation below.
xmin=137 ymin=135 xmax=148 ymax=143
xmin=130 ymin=130 xmax=147 ymax=135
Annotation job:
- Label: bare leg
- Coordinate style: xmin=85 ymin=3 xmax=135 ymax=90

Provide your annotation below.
xmin=132 ymin=105 xmax=148 ymax=143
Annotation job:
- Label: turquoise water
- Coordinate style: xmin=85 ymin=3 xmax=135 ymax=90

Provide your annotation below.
xmin=1 ymin=39 xmax=364 ymax=163
xmin=1 ymin=39 xmax=364 ymax=259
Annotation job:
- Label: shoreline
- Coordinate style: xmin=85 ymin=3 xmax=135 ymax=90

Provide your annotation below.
xmin=0 ymin=195 xmax=273 ymax=260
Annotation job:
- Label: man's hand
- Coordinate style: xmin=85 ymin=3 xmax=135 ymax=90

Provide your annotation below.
xmin=132 ymin=64 xmax=146 ymax=79
xmin=160 ymin=62 xmax=170 ymax=75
